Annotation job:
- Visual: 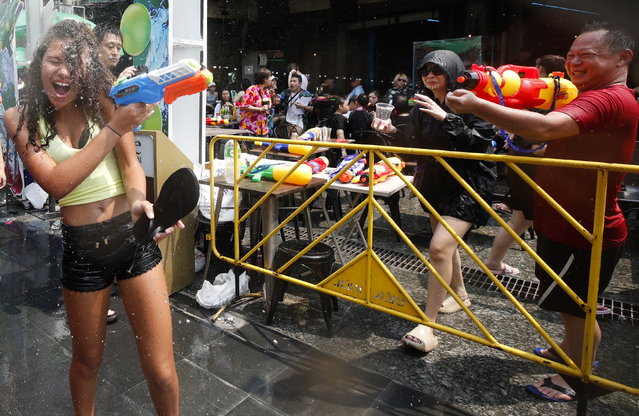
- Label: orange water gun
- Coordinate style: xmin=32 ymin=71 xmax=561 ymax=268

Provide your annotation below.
xmin=303 ymin=156 xmax=329 ymax=174
xmin=110 ymin=59 xmax=213 ymax=105
xmin=353 ymin=157 xmax=405 ymax=185
xmin=330 ymin=154 xmax=367 ymax=183
xmin=456 ymin=64 xmax=577 ymax=110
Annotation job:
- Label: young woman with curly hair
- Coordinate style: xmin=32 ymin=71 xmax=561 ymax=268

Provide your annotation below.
xmin=4 ymin=20 xmax=181 ymax=415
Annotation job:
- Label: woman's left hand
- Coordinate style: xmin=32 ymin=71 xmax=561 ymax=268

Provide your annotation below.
xmin=131 ymin=200 xmax=186 ymax=242
xmin=414 ymin=93 xmax=447 ymax=121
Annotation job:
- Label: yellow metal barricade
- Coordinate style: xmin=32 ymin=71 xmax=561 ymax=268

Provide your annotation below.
xmin=207 ymin=134 xmax=639 ymax=397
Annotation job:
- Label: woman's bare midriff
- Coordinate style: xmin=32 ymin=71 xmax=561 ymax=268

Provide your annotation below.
xmin=60 ymin=194 xmax=131 ymax=226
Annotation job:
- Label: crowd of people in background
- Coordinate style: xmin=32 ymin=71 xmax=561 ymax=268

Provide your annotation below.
xmin=206 ymin=64 xmax=422 ymax=142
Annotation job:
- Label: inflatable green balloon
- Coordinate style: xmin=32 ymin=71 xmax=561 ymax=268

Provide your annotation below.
xmin=120 ymin=4 xmax=151 ymax=56
xmin=141 ymin=106 xmax=162 ymax=131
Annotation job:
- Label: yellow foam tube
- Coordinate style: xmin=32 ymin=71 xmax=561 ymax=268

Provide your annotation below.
xmin=270 ymin=164 xmax=312 ymax=185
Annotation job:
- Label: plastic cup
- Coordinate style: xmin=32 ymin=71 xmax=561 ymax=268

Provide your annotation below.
xmin=375 ymin=102 xmax=394 ymax=120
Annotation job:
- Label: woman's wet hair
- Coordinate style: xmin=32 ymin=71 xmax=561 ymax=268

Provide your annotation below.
xmin=18 ymin=19 xmax=112 ymax=151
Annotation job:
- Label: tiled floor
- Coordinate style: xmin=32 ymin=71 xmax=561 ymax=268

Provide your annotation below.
xmin=0 ymin=205 xmax=471 ymax=415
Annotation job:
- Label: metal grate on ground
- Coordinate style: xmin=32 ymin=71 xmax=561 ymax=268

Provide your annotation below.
xmin=280 ymin=226 xmax=638 ymax=326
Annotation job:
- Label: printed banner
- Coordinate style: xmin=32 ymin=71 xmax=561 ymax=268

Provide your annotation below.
xmin=0 ymin=0 xmax=25 ymax=196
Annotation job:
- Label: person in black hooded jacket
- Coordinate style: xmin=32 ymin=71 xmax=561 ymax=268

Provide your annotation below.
xmin=373 ymin=50 xmax=497 ymax=352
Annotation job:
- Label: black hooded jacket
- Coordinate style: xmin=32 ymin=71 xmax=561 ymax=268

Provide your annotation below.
xmin=409 ymin=50 xmax=497 ymax=224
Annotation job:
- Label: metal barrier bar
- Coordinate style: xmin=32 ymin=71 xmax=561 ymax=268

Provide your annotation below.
xmin=207 ymin=134 xmax=639 ymax=396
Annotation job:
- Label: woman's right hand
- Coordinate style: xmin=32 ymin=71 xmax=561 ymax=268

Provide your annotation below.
xmin=109 ymin=103 xmax=158 ymax=133
xmin=371 ymin=117 xmax=397 ymax=134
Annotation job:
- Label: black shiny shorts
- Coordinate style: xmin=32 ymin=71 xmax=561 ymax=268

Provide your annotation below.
xmin=61 ymin=212 xmax=162 ymax=292
xmin=535 ymin=233 xmax=622 ymax=318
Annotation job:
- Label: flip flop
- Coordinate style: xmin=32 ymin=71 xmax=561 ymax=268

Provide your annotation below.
xmin=133 ymin=168 xmax=200 ymax=244
xmin=492 ymin=202 xmax=512 ymax=215
xmin=488 ymin=264 xmax=520 ymax=276
xmin=400 ymin=325 xmax=438 ymax=353
xmin=526 ymin=377 xmax=576 ymax=402
xmin=596 ymin=304 xmax=612 ymax=315
xmin=533 ymin=347 xmax=600 ymax=368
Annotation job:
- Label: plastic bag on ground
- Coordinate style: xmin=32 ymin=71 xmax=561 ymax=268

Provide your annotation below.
xmin=23 ymin=182 xmax=49 ymax=209
xmin=194 ymin=248 xmax=206 ymax=273
xmin=195 ymin=160 xmax=237 ymax=222
xmin=195 ymin=269 xmax=249 ymax=309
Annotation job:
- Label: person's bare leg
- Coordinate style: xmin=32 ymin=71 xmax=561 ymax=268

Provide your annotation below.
xmin=404 ymin=216 xmax=472 ymax=349
xmin=64 ymin=286 xmax=111 ymax=416
xmin=425 ymin=216 xmax=473 ymax=320
xmin=448 ymin=249 xmax=467 ymax=299
xmin=531 ymin=313 xmax=601 ymax=400
xmin=485 ymin=210 xmax=533 ymax=271
xmin=119 ymin=264 xmax=179 ymax=416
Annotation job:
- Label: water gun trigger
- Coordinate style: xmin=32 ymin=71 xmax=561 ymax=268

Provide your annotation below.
xmin=250 ymin=172 xmax=263 ymax=182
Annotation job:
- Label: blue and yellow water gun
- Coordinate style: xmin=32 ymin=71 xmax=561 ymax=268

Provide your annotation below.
xmin=109 ymin=59 xmax=213 ymax=105
xmin=330 ymin=154 xmax=367 ymax=183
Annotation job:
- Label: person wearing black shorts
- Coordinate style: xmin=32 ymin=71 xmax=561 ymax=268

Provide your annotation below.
xmin=448 ymin=22 xmax=637 ymax=403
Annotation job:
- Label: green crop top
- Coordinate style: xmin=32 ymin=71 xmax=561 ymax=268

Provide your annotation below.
xmin=41 ymin=120 xmax=126 ymax=207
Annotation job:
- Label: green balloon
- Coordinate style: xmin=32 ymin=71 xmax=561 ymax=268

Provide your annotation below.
xmin=141 ymin=106 xmax=162 ymax=131
xmin=120 ymin=4 xmax=151 ymax=56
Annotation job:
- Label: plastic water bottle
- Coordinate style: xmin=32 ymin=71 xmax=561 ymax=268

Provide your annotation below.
xmin=224 ymin=140 xmax=235 ymax=182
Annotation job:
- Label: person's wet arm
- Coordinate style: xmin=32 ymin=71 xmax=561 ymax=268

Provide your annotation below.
xmin=113 ymin=131 xmax=146 ymax=218
xmin=446 ymin=89 xmax=579 ymax=142
xmin=4 ymin=103 xmax=153 ymax=200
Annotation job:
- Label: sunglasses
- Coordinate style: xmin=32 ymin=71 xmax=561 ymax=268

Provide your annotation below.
xmin=397 ymin=78 xmax=407 ymax=82
xmin=420 ymin=65 xmax=445 ymax=76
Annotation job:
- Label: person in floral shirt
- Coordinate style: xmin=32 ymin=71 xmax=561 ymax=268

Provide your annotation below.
xmin=239 ymin=68 xmax=272 ymax=136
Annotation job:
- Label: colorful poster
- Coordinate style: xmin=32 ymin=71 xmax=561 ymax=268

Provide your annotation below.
xmin=0 ymin=0 xmax=25 ymax=197
xmin=120 ymin=0 xmax=169 ymax=134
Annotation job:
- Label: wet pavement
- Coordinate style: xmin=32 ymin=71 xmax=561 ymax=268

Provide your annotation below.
xmin=0 ymin=192 xmax=638 ymax=415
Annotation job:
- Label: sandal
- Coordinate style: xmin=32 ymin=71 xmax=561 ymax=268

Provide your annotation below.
xmin=439 ymin=295 xmax=471 ymax=314
xmin=106 ymin=309 xmax=118 ymax=325
xmin=400 ymin=325 xmax=438 ymax=352
xmin=526 ymin=376 xmax=576 ymax=402
xmin=488 ymin=263 xmax=520 ymax=276
xmin=596 ymin=304 xmax=612 ymax=315
xmin=492 ymin=202 xmax=512 ymax=215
